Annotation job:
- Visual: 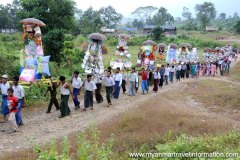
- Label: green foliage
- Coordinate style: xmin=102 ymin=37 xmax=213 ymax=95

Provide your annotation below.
xmin=78 ymin=7 xmax=105 ymax=36
xmin=42 ymin=29 xmax=65 ymax=65
xmin=34 ymin=128 xmax=115 ymax=160
xmin=151 ymin=7 xmax=174 ymax=26
xmin=99 ymin=6 xmax=123 ymax=28
xmin=152 ymin=26 xmax=164 ymax=41
xmin=18 ymin=0 xmax=76 ymax=33
xmin=156 ymin=131 xmax=240 ymax=159
xmin=195 ymin=2 xmax=217 ymax=30
xmin=24 ymin=84 xmax=47 ymax=106
xmin=234 ymin=20 xmax=240 ymax=34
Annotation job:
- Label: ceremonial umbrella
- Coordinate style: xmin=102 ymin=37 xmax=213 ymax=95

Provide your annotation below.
xmin=88 ymin=33 xmax=107 ymax=41
xmin=169 ymin=43 xmax=177 ymax=49
xmin=158 ymin=43 xmax=167 ymax=48
xmin=143 ymin=40 xmax=157 ymax=45
xmin=118 ymin=34 xmax=131 ymax=40
xmin=20 ymin=18 xmax=46 ymax=27
xmin=179 ymin=43 xmax=192 ymax=48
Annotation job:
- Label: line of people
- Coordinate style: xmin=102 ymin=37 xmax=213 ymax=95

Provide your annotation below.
xmin=0 ymin=55 xmax=235 ymax=132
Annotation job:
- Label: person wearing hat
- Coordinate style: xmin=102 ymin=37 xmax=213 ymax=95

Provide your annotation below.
xmin=12 ymin=76 xmax=25 ymax=126
xmin=0 ymin=75 xmax=10 ymax=120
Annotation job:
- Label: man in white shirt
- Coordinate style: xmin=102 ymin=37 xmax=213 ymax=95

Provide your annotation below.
xmin=128 ymin=68 xmax=138 ymax=96
xmin=112 ymin=67 xmax=122 ymax=99
xmin=84 ymin=74 xmax=97 ymax=110
xmin=1 ymin=75 xmax=10 ymax=119
xmin=102 ymin=71 xmax=115 ymax=106
xmin=71 ymin=71 xmax=83 ymax=110
xmin=12 ymin=76 xmax=25 ymax=125
xmin=164 ymin=64 xmax=171 ymax=85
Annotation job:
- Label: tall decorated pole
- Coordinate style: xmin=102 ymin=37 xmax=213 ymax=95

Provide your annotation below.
xmin=81 ymin=33 xmax=106 ymax=77
xmin=19 ymin=18 xmax=51 ymax=83
xmin=110 ymin=34 xmax=132 ymax=70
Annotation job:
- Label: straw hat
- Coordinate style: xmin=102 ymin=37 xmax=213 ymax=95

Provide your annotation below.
xmin=1 ymin=75 xmax=8 ymax=79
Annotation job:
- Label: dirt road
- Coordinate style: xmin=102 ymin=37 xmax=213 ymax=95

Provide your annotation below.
xmin=0 ymin=59 xmax=239 ymax=155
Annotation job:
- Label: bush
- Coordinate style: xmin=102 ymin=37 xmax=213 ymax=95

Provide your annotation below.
xmin=34 ymin=128 xmax=115 ymax=160
xmin=156 ymin=131 xmax=240 ymax=156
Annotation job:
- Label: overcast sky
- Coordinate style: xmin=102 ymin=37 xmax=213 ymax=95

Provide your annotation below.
xmin=0 ymin=0 xmax=239 ymax=18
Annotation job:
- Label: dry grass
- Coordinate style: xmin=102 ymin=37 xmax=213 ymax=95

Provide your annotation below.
xmin=229 ymin=61 xmax=240 ymax=81
xmin=97 ymin=90 xmax=237 ymax=156
xmin=187 ymin=80 xmax=240 ymax=110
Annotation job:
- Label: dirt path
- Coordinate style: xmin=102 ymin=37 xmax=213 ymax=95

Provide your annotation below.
xmin=0 ymin=59 xmax=239 ymax=155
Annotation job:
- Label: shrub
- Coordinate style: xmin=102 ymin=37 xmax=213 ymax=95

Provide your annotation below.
xmin=34 ymin=128 xmax=115 ymax=160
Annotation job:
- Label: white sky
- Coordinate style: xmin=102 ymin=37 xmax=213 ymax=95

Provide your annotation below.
xmin=0 ymin=0 xmax=239 ymax=18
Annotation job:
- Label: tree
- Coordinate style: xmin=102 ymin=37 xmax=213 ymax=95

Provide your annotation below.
xmin=42 ymin=29 xmax=65 ymax=65
xmin=195 ymin=2 xmax=216 ymax=30
xmin=175 ymin=17 xmax=182 ymax=23
xmin=132 ymin=19 xmax=144 ymax=29
xmin=0 ymin=5 xmax=9 ymax=32
xmin=234 ymin=20 xmax=240 ymax=34
xmin=219 ymin=13 xmax=226 ymax=20
xmin=98 ymin=6 xmax=123 ymax=28
xmin=152 ymin=26 xmax=164 ymax=41
xmin=233 ymin=12 xmax=239 ymax=19
xmin=131 ymin=6 xmax=158 ymax=23
xmin=182 ymin=7 xmax=192 ymax=21
xmin=78 ymin=7 xmax=104 ymax=36
xmin=152 ymin=7 xmax=174 ymax=26
xmin=18 ymin=0 xmax=76 ymax=33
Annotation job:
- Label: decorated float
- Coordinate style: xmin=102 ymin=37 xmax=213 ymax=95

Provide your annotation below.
xmin=110 ymin=34 xmax=132 ymax=70
xmin=137 ymin=40 xmax=158 ymax=70
xmin=166 ymin=43 xmax=178 ymax=64
xmin=81 ymin=33 xmax=106 ymax=76
xmin=19 ymin=18 xmax=52 ymax=84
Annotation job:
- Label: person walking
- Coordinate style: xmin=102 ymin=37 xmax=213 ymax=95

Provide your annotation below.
xmin=58 ymin=76 xmax=73 ymax=118
xmin=12 ymin=76 xmax=25 ymax=125
xmin=102 ymin=71 xmax=115 ymax=107
xmin=83 ymin=74 xmax=97 ymax=110
xmin=141 ymin=68 xmax=148 ymax=94
xmin=0 ymin=75 xmax=10 ymax=120
xmin=112 ymin=67 xmax=122 ymax=99
xmin=128 ymin=68 xmax=138 ymax=96
xmin=71 ymin=71 xmax=83 ymax=109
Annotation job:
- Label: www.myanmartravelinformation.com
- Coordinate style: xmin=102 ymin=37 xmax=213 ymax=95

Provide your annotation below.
xmin=129 ymin=152 xmax=239 ymax=158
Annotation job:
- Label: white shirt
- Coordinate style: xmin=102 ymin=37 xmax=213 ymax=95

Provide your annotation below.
xmin=12 ymin=84 xmax=25 ymax=99
xmin=170 ymin=67 xmax=175 ymax=73
xmin=93 ymin=75 xmax=102 ymax=84
xmin=153 ymin=72 xmax=160 ymax=79
xmin=61 ymin=82 xmax=70 ymax=95
xmin=164 ymin=67 xmax=171 ymax=76
xmin=72 ymin=77 xmax=83 ymax=89
xmin=102 ymin=76 xmax=115 ymax=87
xmin=0 ymin=82 xmax=10 ymax=95
xmin=176 ymin=65 xmax=182 ymax=71
xmin=128 ymin=72 xmax=138 ymax=82
xmin=113 ymin=73 xmax=122 ymax=86
xmin=84 ymin=80 xmax=97 ymax=91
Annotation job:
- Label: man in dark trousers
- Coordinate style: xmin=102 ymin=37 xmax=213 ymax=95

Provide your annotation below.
xmin=45 ymin=79 xmax=60 ymax=113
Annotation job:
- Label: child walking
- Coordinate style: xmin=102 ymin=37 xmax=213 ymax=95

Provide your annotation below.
xmin=7 ymin=88 xmax=18 ymax=132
